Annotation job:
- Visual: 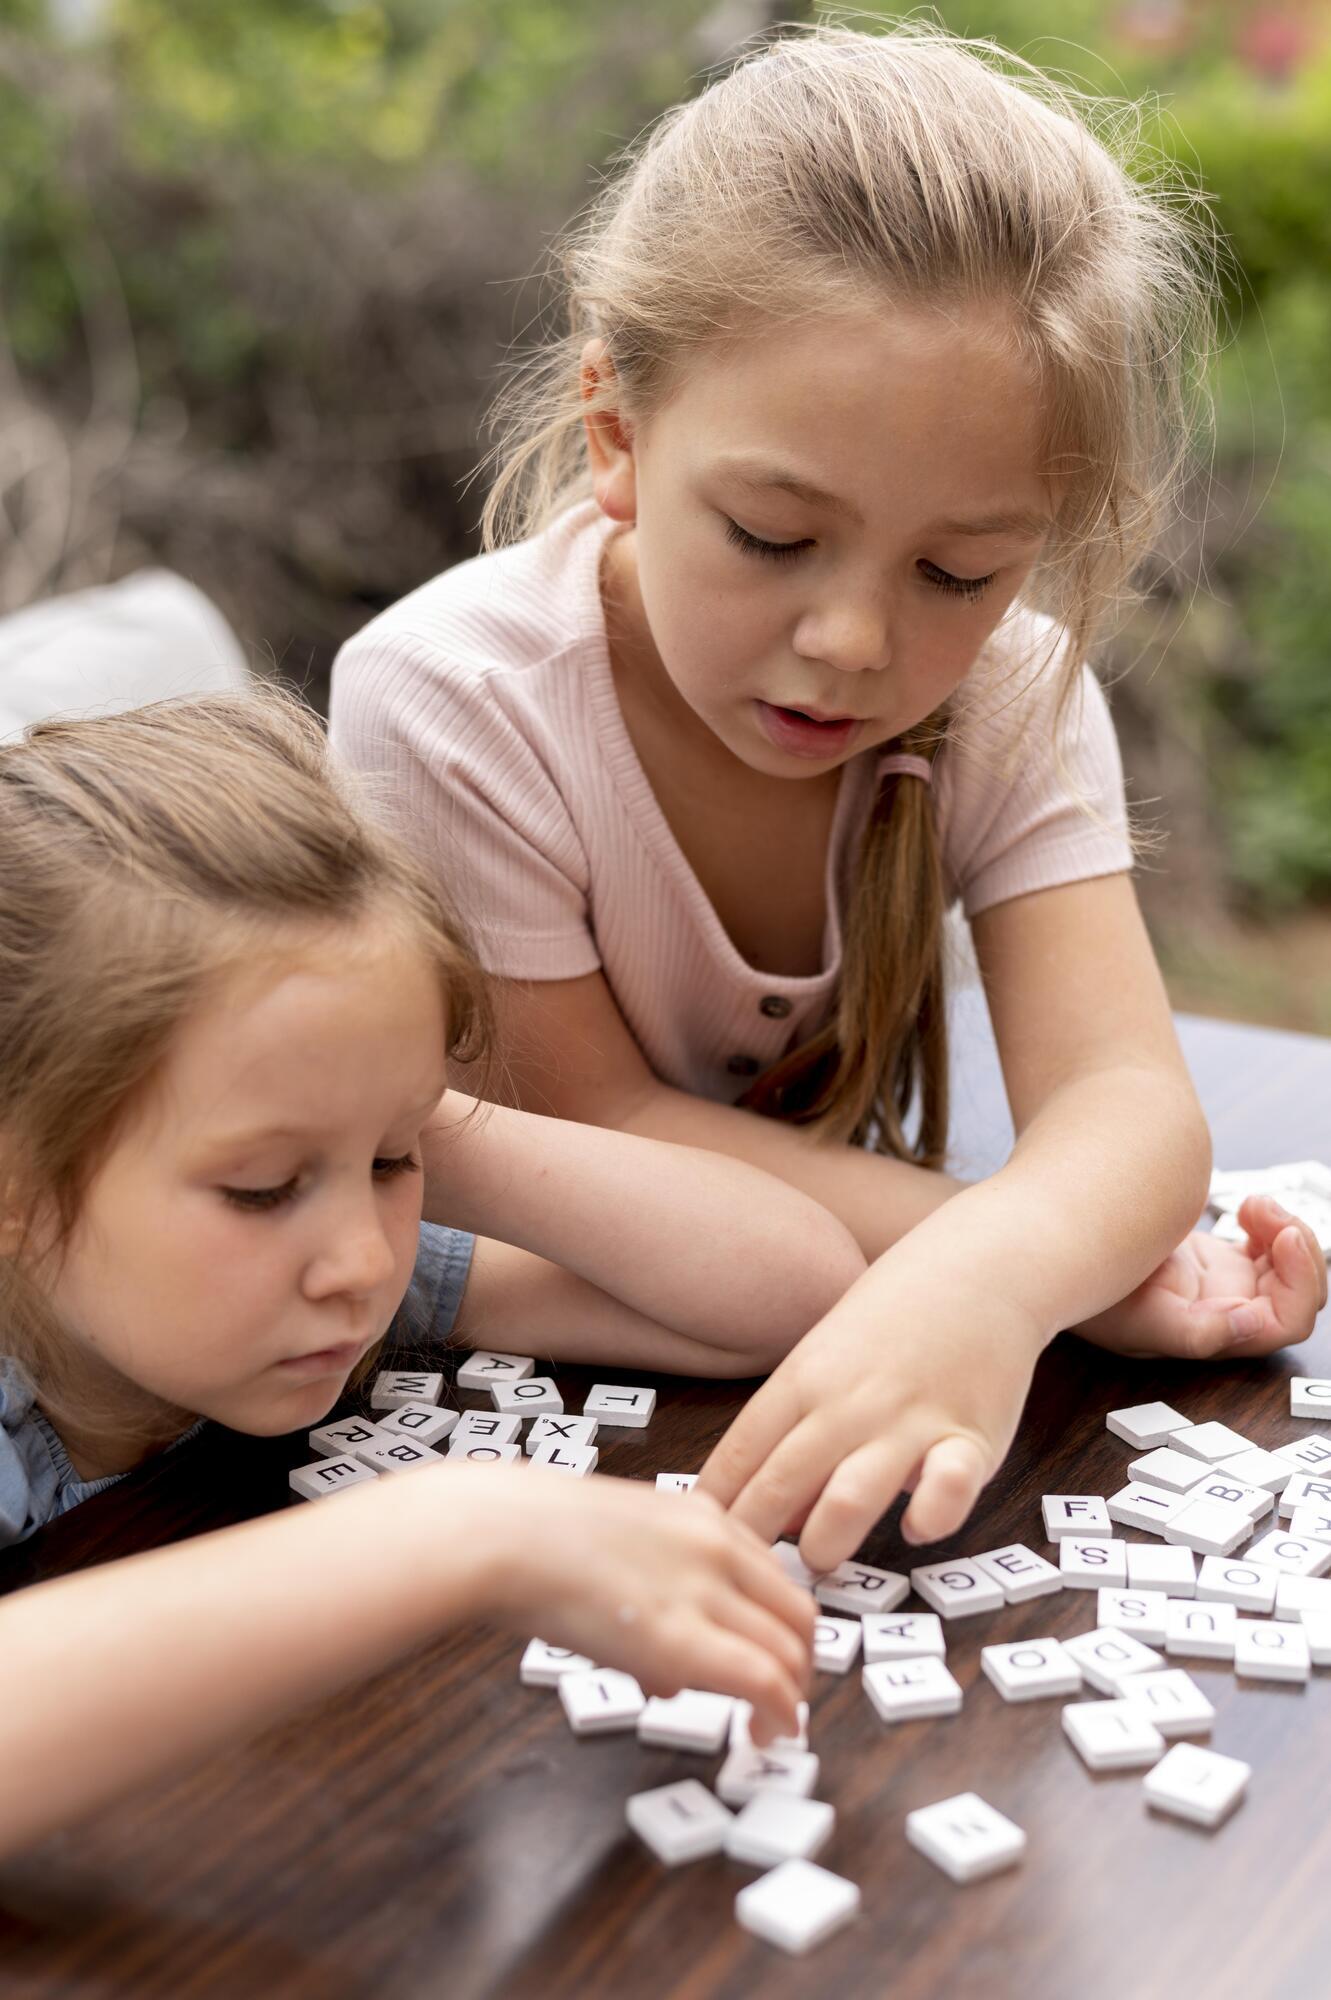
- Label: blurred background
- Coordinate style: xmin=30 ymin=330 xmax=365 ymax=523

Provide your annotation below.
xmin=2 ymin=0 xmax=1329 ymax=1029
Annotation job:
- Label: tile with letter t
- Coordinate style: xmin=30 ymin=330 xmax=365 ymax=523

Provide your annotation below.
xmin=558 ymin=1667 xmax=645 ymax=1736
xmin=980 ymin=1638 xmax=1082 ymax=1703
xmin=372 ymin=1402 xmax=459 ymax=1449
xmin=1042 ymin=1494 xmax=1111 ymax=1540
xmin=519 ymin=1638 xmax=594 ymax=1686
xmin=583 ymin=1383 xmax=657 ymax=1428
xmin=526 ymin=1414 xmax=598 ymax=1456
xmin=1062 ymin=1700 xmax=1165 ymax=1773
xmin=813 ymin=1616 xmax=863 ymax=1674
xmin=863 ymin=1656 xmax=963 ymax=1723
xmin=1165 ymin=1598 xmax=1237 ymax=1661
xmin=726 ymin=1794 xmax=835 ymax=1868
xmin=905 ymin=1794 xmax=1026 ymax=1884
xmin=1118 ymin=1668 xmax=1215 ymax=1738
xmin=814 ymin=1559 xmax=908 ymax=1616
xmin=491 ymin=1376 xmax=564 ymax=1416
xmin=288 ymin=1455 xmax=378 ymax=1501
xmin=734 ymin=1859 xmax=861 ymax=1957
xmin=1060 ymin=1538 xmax=1127 ymax=1590
xmin=627 ymin=1780 xmax=732 ymax=1865
xmin=1291 ymin=1376 xmax=1331 ymax=1418
xmin=974 ymin=1544 xmax=1062 ymax=1603
xmin=638 ymin=1690 xmax=733 ymax=1752
xmin=1233 ymin=1617 xmax=1311 ymax=1683
xmin=1106 ymin=1402 xmax=1192 ymax=1450
xmin=455 ymin=1350 xmax=535 ymax=1394
xmin=370 ymin=1369 xmax=443 ymax=1410
xmin=530 ymin=1440 xmax=598 ymax=1477
xmin=1196 ymin=1555 xmax=1279 ymax=1613
xmin=1144 ymin=1742 xmax=1250 ymax=1828
xmin=909 ymin=1559 xmax=1003 ymax=1618
xmin=1063 ymin=1628 xmax=1164 ymax=1696
xmin=1097 ymin=1588 xmax=1169 ymax=1647
xmin=862 ymin=1611 xmax=946 ymax=1663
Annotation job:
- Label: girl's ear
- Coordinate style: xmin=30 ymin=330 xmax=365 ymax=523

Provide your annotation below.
xmin=580 ymin=338 xmax=637 ymax=524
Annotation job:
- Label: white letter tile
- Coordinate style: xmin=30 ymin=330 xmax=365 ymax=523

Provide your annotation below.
xmin=726 ymin=1794 xmax=835 ymax=1869
xmin=583 ymin=1383 xmax=656 ymax=1428
xmin=1060 ymin=1538 xmax=1126 ymax=1590
xmin=980 ymin=1638 xmax=1082 ymax=1702
xmin=862 ymin=1611 xmax=946 ymax=1663
xmin=909 ymin=1560 xmax=1004 ymax=1618
xmin=627 ymin=1780 xmax=732 ymax=1865
xmin=1233 ymin=1617 xmax=1311 ymax=1682
xmin=558 ymin=1668 xmax=645 ymax=1735
xmin=1106 ymin=1402 xmax=1192 ymax=1450
xmin=638 ymin=1690 xmax=734 ymax=1752
xmin=813 ymin=1615 xmax=863 ymax=1674
xmin=814 ymin=1560 xmax=908 ymax=1615
xmin=1042 ymin=1495 xmax=1111 ymax=1539
xmin=1062 ymin=1699 xmax=1165 ymax=1772
xmin=1097 ymin=1587 xmax=1169 ymax=1646
xmin=1118 ymin=1667 xmax=1214 ymax=1737
xmin=491 ymin=1376 xmax=564 ymax=1415
xmin=1144 ymin=1742 xmax=1249 ymax=1828
xmin=863 ymin=1656 xmax=963 ymax=1722
xmin=905 ymin=1793 xmax=1025 ymax=1884
xmin=1196 ymin=1555 xmax=1279 ymax=1612
xmin=1128 ymin=1448 xmax=1211 ymax=1494
xmin=974 ymin=1544 xmax=1062 ymax=1602
xmin=1063 ymin=1628 xmax=1164 ymax=1696
xmin=734 ymin=1859 xmax=860 ymax=1956
xmin=455 ymin=1351 xmax=535 ymax=1393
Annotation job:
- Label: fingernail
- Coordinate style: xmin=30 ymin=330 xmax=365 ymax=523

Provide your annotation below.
xmin=1268 ymin=1200 xmax=1293 ymax=1222
xmin=1227 ymin=1305 xmax=1262 ymax=1341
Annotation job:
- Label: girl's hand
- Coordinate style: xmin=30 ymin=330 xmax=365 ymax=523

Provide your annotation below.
xmin=489 ymin=1473 xmax=814 ymax=1742
xmin=696 ymin=1278 xmax=1045 ymax=1574
xmin=1075 ymin=1194 xmax=1328 ymax=1361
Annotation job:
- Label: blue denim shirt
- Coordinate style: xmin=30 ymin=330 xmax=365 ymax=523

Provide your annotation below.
xmin=0 ymin=1221 xmax=475 ymax=1547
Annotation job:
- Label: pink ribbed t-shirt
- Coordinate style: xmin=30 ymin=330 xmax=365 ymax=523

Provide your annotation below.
xmin=329 ymin=499 xmax=1133 ymax=1102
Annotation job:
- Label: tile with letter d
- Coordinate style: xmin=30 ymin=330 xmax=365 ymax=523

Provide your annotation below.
xmin=905 ymin=1793 xmax=1025 ymax=1884
xmin=372 ymin=1402 xmax=458 ymax=1448
xmin=627 ymin=1780 xmax=732 ymax=1865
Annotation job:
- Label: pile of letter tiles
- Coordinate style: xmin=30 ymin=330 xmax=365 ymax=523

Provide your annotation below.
xmin=288 ymin=1351 xmax=1331 ymax=1959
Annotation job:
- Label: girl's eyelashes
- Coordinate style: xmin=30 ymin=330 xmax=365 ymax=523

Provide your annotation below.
xmin=723 ymin=519 xmax=996 ymax=598
xmin=724 ymin=517 xmax=807 ymax=563
xmin=916 ymin=559 xmax=997 ymax=601
xmin=219 ymin=1154 xmax=420 ymax=1214
xmin=372 ymin=1152 xmax=420 ymax=1182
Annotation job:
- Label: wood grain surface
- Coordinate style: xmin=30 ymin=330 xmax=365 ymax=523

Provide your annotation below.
xmin=1 ymin=1006 xmax=1328 ymax=2000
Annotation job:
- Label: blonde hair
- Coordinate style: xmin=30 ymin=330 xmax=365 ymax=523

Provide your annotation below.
xmin=476 ymin=18 xmax=1221 ymax=1158
xmin=0 ymin=688 xmax=488 ymax=1438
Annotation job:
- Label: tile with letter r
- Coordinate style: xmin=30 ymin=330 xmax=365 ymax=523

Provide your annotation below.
xmin=814 ymin=1559 xmax=909 ymax=1616
xmin=309 ymin=1416 xmax=388 ymax=1459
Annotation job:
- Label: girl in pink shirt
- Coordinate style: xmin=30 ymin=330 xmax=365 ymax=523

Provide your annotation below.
xmin=332 ymin=23 xmax=1326 ymax=1570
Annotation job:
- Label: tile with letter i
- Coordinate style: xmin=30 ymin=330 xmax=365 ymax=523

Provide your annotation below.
xmin=451 ymin=1410 xmax=523 ymax=1447
xmin=1062 ymin=1700 xmax=1165 ymax=1773
xmin=734 ymin=1859 xmax=861 ymax=1957
xmin=1164 ymin=1599 xmax=1237 ymax=1661
xmin=1233 ymin=1617 xmax=1311 ymax=1683
xmin=814 ymin=1559 xmax=909 ymax=1616
xmin=1125 ymin=1542 xmax=1196 ymax=1596
xmin=1118 ymin=1668 xmax=1214 ymax=1738
xmin=309 ymin=1416 xmax=386 ymax=1459
xmin=1106 ymin=1402 xmax=1192 ymax=1450
xmin=627 ymin=1780 xmax=732 ymax=1865
xmin=909 ymin=1559 xmax=1003 ymax=1618
xmin=373 ymin=1402 xmax=459 ymax=1448
xmin=1278 ymin=1472 xmax=1331 ymax=1519
xmin=370 ymin=1369 xmax=443 ymax=1411
xmin=1097 ymin=1588 xmax=1169 ymax=1647
xmin=716 ymin=1744 xmax=820 ymax=1806
xmin=1128 ymin=1448 xmax=1209 ymax=1494
xmin=973 ymin=1544 xmax=1062 ymax=1603
xmin=455 ymin=1350 xmax=535 ymax=1394
xmin=1060 ymin=1538 xmax=1127 ymax=1590
xmin=905 ymin=1794 xmax=1026 ymax=1885
xmin=1062 ymin=1628 xmax=1163 ymax=1697
xmin=813 ymin=1615 xmax=863 ymax=1674
xmin=583 ymin=1383 xmax=657 ymax=1428
xmin=1291 ymin=1376 xmax=1331 ymax=1418
xmin=1144 ymin=1742 xmax=1250 ymax=1829
xmin=637 ymin=1690 xmax=733 ymax=1753
xmin=1107 ymin=1483 xmax=1185 ymax=1536
xmin=526 ymin=1414 xmax=598 ymax=1456
xmin=1196 ymin=1555 xmax=1279 ymax=1613
xmin=491 ymin=1376 xmax=563 ymax=1416
xmin=726 ymin=1794 xmax=835 ymax=1869
xmin=980 ymin=1638 xmax=1081 ymax=1703
xmin=1041 ymin=1494 xmax=1111 ymax=1540
xmin=519 ymin=1638 xmax=594 ymax=1687
xmin=1246 ymin=1529 xmax=1331 ymax=1578
xmin=863 ymin=1655 xmax=963 ymax=1723
xmin=530 ymin=1440 xmax=598 ymax=1477
xmin=288 ymin=1455 xmax=378 ymax=1500
xmin=862 ymin=1611 xmax=946 ymax=1664
xmin=558 ymin=1667 xmax=645 ymax=1735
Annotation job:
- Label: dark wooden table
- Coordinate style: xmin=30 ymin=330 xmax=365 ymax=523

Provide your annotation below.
xmin=2 ymin=998 xmax=1329 ymax=2000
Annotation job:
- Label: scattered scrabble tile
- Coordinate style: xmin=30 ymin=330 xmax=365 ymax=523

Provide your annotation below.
xmin=370 ymin=1370 xmax=443 ymax=1410
xmin=1097 ymin=1587 xmax=1169 ymax=1647
xmin=1171 ymin=1421 xmax=1252 ymax=1464
xmin=655 ymin=1472 xmax=698 ymax=1493
xmin=1042 ymin=1494 xmax=1111 ymax=1539
xmin=1161 ymin=1497 xmax=1252 ymax=1558
xmin=1119 ymin=1668 xmax=1215 ymax=1738
xmin=1274 ymin=1573 xmax=1331 ymax=1621
xmin=909 ymin=1559 xmax=1004 ymax=1618
xmin=1246 ymin=1530 xmax=1331 ymax=1578
xmin=863 ymin=1656 xmax=963 ymax=1723
xmin=363 ymin=1438 xmax=444 ymax=1476
xmin=583 ymin=1383 xmax=656 ymax=1428
xmin=1188 ymin=1472 xmax=1272 ymax=1524
xmin=980 ymin=1638 xmax=1082 ymax=1702
xmin=1062 ymin=1700 xmax=1165 ymax=1772
xmin=1273 ymin=1435 xmax=1331 ymax=1475
xmin=1165 ymin=1599 xmax=1237 ymax=1660
xmin=1278 ymin=1472 xmax=1331 ymax=1518
xmin=1300 ymin=1612 xmax=1331 ymax=1664
xmin=813 ymin=1616 xmax=863 ymax=1674
xmin=905 ymin=1794 xmax=1026 ymax=1884
xmin=716 ymin=1744 xmax=820 ymax=1806
xmin=491 ymin=1376 xmax=564 ymax=1416
xmin=1288 ymin=1506 xmax=1331 ymax=1545
xmin=558 ymin=1668 xmax=645 ymax=1736
xmin=1213 ymin=1447 xmax=1292 ymax=1494
xmin=627 ymin=1780 xmax=733 ymax=1864
xmin=1060 ymin=1538 xmax=1127 ymax=1590
xmin=525 ymin=1414 xmax=598 ymax=1455
xmin=974 ymin=1544 xmax=1062 ymax=1602
xmin=309 ymin=1417 xmax=390 ymax=1459
xmin=288 ymin=1455 xmax=378 ymax=1500
xmin=1107 ymin=1483 xmax=1185 ymax=1536
xmin=726 ymin=1794 xmax=835 ymax=1868
xmin=529 ymin=1440 xmax=598 ymax=1477
xmin=373 ymin=1402 xmax=459 ymax=1448
xmin=1196 ymin=1555 xmax=1280 ymax=1613
xmin=814 ymin=1559 xmax=908 ymax=1616
xmin=455 ymin=1351 xmax=535 ymax=1393
xmin=1233 ymin=1617 xmax=1311 ymax=1683
xmin=445 ymin=1438 xmax=523 ymax=1465
xmin=1128 ymin=1448 xmax=1210 ymax=1494
xmin=1063 ymin=1628 xmax=1164 ymax=1696
xmin=519 ymin=1638 xmax=594 ymax=1687
xmin=1106 ymin=1402 xmax=1192 ymax=1450
xmin=1125 ymin=1542 xmax=1196 ymax=1596
xmin=1144 ymin=1742 xmax=1249 ymax=1829
xmin=638 ymin=1690 xmax=734 ymax=1752
xmin=1291 ymin=1377 xmax=1331 ymax=1418
xmin=730 ymin=1700 xmax=810 ymax=1752
xmin=451 ymin=1410 xmax=523 ymax=1448
xmin=346 ymin=1425 xmax=407 ymax=1469
xmin=861 ymin=1611 xmax=946 ymax=1664
xmin=772 ymin=1542 xmax=821 ymax=1589
xmin=734 ymin=1858 xmax=860 ymax=1957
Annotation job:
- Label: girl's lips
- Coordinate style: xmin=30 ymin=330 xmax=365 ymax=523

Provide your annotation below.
xmin=755 ymin=700 xmax=861 ymax=760
xmin=275 ymin=1342 xmax=363 ymax=1378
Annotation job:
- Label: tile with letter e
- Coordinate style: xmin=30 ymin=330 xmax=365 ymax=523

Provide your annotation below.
xmin=519 ymin=1638 xmax=593 ymax=1687
xmin=910 ymin=1559 xmax=1003 ymax=1618
xmin=1126 ymin=1542 xmax=1196 ymax=1596
xmin=1097 ymin=1588 xmax=1169 ymax=1647
xmin=583 ymin=1383 xmax=656 ymax=1428
xmin=981 ymin=1638 xmax=1082 ymax=1702
xmin=1118 ymin=1668 xmax=1214 ymax=1738
xmin=491 ymin=1375 xmax=563 ymax=1415
xmin=1042 ymin=1494 xmax=1111 ymax=1539
xmin=370 ymin=1369 xmax=443 ymax=1411
xmin=863 ymin=1655 xmax=963 ymax=1723
xmin=530 ymin=1440 xmax=597 ymax=1477
xmin=1288 ymin=1505 xmax=1331 ymax=1546
xmin=1291 ymin=1376 xmax=1331 ymax=1417
xmin=1144 ymin=1742 xmax=1249 ymax=1828
xmin=1128 ymin=1448 xmax=1210 ymax=1494
xmin=1165 ymin=1598 xmax=1237 ymax=1660
xmin=1062 ymin=1699 xmax=1165 ymax=1773
xmin=1063 ymin=1628 xmax=1163 ymax=1696
xmin=814 ymin=1559 xmax=909 ymax=1615
xmin=627 ymin=1779 xmax=732 ymax=1865
xmin=455 ymin=1350 xmax=534 ymax=1394
xmin=1246 ymin=1529 xmax=1331 ymax=1578
xmin=309 ymin=1416 xmax=387 ymax=1459
xmin=1060 ymin=1538 xmax=1126 ymax=1589
xmin=445 ymin=1438 xmax=522 ymax=1466
xmin=974 ymin=1544 xmax=1062 ymax=1603
xmin=1233 ymin=1617 xmax=1311 ymax=1682
xmin=862 ymin=1611 xmax=946 ymax=1664
xmin=905 ymin=1794 xmax=1025 ymax=1884
xmin=813 ymin=1615 xmax=862 ymax=1674
xmin=1172 ymin=1421 xmax=1252 ymax=1464
xmin=558 ymin=1667 xmax=645 ymax=1736
xmin=1196 ymin=1555 xmax=1279 ymax=1613
xmin=726 ymin=1794 xmax=835 ymax=1869
xmin=1161 ymin=1498 xmax=1252 ymax=1558
xmin=734 ymin=1859 xmax=860 ymax=1957
xmin=1274 ymin=1434 xmax=1331 ymax=1475
xmin=527 ymin=1414 xmax=598 ymax=1456
xmin=716 ymin=1744 xmax=820 ymax=1806
xmin=1106 ymin=1402 xmax=1192 ymax=1450
xmin=372 ymin=1402 xmax=459 ymax=1449
xmin=638 ymin=1690 xmax=733 ymax=1753
xmin=1214 ymin=1447 xmax=1293 ymax=1495
xmin=451 ymin=1410 xmax=523 ymax=1448
xmin=1108 ymin=1483 xmax=1185 ymax=1536
xmin=1278 ymin=1472 xmax=1331 ymax=1518
xmin=288 ymin=1455 xmax=378 ymax=1500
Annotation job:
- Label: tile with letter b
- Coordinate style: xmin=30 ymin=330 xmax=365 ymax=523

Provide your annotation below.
xmin=734 ymin=1859 xmax=860 ymax=1956
xmin=909 ymin=1559 xmax=1003 ymax=1618
xmin=980 ymin=1638 xmax=1081 ymax=1702
xmin=1233 ymin=1617 xmax=1311 ymax=1683
xmin=558 ymin=1667 xmax=645 ymax=1736
xmin=863 ymin=1656 xmax=963 ymax=1723
xmin=627 ymin=1780 xmax=732 ymax=1865
xmin=1144 ymin=1742 xmax=1249 ymax=1828
xmin=973 ymin=1544 xmax=1062 ymax=1603
xmin=363 ymin=1438 xmax=443 ymax=1476
xmin=288 ymin=1455 xmax=378 ymax=1500
xmin=1188 ymin=1473 xmax=1272 ymax=1524
xmin=1062 ymin=1700 xmax=1165 ymax=1773
xmin=491 ymin=1376 xmax=564 ymax=1415
xmin=905 ymin=1793 xmax=1025 ymax=1884
xmin=370 ymin=1370 xmax=443 ymax=1410
xmin=814 ymin=1560 xmax=908 ymax=1616
xmin=726 ymin=1794 xmax=835 ymax=1869
xmin=583 ymin=1383 xmax=657 ymax=1428
xmin=455 ymin=1350 xmax=535 ymax=1393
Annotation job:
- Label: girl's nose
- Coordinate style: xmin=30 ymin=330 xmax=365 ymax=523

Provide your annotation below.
xmin=304 ymin=1203 xmax=399 ymax=1303
xmin=794 ymin=593 xmax=892 ymax=675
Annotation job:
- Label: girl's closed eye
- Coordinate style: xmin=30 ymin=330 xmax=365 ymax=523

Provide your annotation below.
xmin=723 ymin=519 xmax=995 ymax=600
xmin=219 ymin=1153 xmax=420 ymax=1214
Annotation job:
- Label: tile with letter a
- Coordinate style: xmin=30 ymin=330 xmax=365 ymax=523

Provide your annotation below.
xmin=1108 ymin=1483 xmax=1185 ymax=1536
xmin=309 ymin=1416 xmax=387 ymax=1459
xmin=1144 ymin=1742 xmax=1249 ymax=1828
xmin=981 ymin=1638 xmax=1082 ymax=1702
xmin=974 ymin=1544 xmax=1062 ymax=1603
xmin=530 ymin=1440 xmax=598 ymax=1477
xmin=1172 ymin=1420 xmax=1252 ymax=1463
xmin=638 ymin=1690 xmax=733 ymax=1752
xmin=627 ymin=1779 xmax=732 ymax=1865
xmin=909 ymin=1559 xmax=1004 ymax=1618
xmin=1165 ymin=1598 xmax=1237 ymax=1660
xmin=1246 ymin=1529 xmax=1331 ymax=1578
xmin=1041 ymin=1494 xmax=1111 ymax=1540
xmin=1063 ymin=1628 xmax=1164 ymax=1696
xmin=814 ymin=1559 xmax=909 ymax=1616
xmin=1098 ymin=1588 xmax=1169 ymax=1647
xmin=1196 ymin=1555 xmax=1279 ymax=1613
xmin=726 ymin=1794 xmax=835 ymax=1869
xmin=558 ymin=1667 xmax=645 ymax=1736
xmin=451 ymin=1410 xmax=523 ymax=1447
xmin=1233 ymin=1617 xmax=1311 ymax=1682
xmin=905 ymin=1794 xmax=1026 ymax=1885
xmin=1128 ymin=1448 xmax=1210 ymax=1494
xmin=1062 ymin=1700 xmax=1165 ymax=1773
xmin=1118 ymin=1668 xmax=1214 ymax=1738
xmin=527 ymin=1414 xmax=598 ymax=1456
xmin=716 ymin=1744 xmax=820 ymax=1807
xmin=519 ymin=1638 xmax=594 ymax=1686
xmin=455 ymin=1350 xmax=535 ymax=1394
xmin=1126 ymin=1542 xmax=1196 ymax=1596
xmin=1060 ymin=1538 xmax=1127 ymax=1590
xmin=583 ymin=1383 xmax=657 ymax=1428
xmin=372 ymin=1402 xmax=459 ymax=1449
xmin=1106 ymin=1402 xmax=1192 ymax=1450
xmin=863 ymin=1656 xmax=963 ymax=1723
xmin=1291 ymin=1376 xmax=1331 ymax=1418
xmin=289 ymin=1455 xmax=378 ymax=1500
xmin=370 ymin=1369 xmax=443 ymax=1411
xmin=862 ymin=1611 xmax=946 ymax=1664
xmin=1278 ymin=1472 xmax=1331 ymax=1519
xmin=734 ymin=1859 xmax=860 ymax=1957
xmin=813 ymin=1616 xmax=863 ymax=1674
xmin=1161 ymin=1498 xmax=1253 ymax=1558
xmin=491 ymin=1376 xmax=564 ymax=1416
